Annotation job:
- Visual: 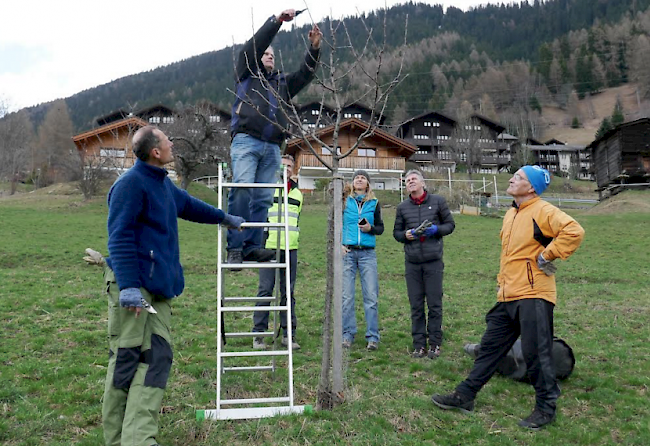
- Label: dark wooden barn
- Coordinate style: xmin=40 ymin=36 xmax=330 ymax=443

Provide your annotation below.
xmin=587 ymin=118 xmax=650 ymax=191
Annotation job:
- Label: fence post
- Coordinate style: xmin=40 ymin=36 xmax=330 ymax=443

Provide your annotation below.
xmin=448 ymin=168 xmax=452 ymax=193
xmin=399 ymin=172 xmax=403 ymax=202
xmin=494 ymin=175 xmax=498 ymax=207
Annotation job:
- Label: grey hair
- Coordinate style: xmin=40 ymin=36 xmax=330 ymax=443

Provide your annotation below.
xmin=405 ymin=169 xmax=427 ymax=189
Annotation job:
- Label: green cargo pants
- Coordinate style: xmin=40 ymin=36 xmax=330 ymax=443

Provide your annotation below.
xmin=102 ymin=267 xmax=173 ymax=446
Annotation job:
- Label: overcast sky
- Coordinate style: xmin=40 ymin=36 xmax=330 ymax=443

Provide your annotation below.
xmin=1 ymin=0 xmax=496 ymax=111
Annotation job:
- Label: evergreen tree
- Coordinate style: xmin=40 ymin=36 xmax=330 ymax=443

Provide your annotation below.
xmin=611 ymin=100 xmax=625 ymax=126
xmin=595 ymin=117 xmax=612 ymax=140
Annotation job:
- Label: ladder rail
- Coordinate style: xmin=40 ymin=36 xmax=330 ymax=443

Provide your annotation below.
xmin=214 ymin=163 xmax=299 ymax=420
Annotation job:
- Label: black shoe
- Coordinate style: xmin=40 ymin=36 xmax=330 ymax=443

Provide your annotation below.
xmin=431 ymin=391 xmax=475 ymax=414
xmin=411 ymin=346 xmax=427 ymax=358
xmin=243 ymin=249 xmax=275 ymax=262
xmin=518 ymin=408 xmax=556 ymax=430
xmin=428 ymin=345 xmax=441 ymax=359
xmin=227 ymin=251 xmax=243 ymax=271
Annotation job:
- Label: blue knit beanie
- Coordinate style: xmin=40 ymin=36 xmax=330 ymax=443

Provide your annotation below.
xmin=521 ymin=165 xmax=551 ymax=195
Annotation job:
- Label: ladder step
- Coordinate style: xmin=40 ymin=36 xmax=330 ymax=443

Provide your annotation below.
xmin=199 ymin=405 xmax=308 ymax=421
xmin=222 ymin=396 xmax=291 ymax=405
xmin=220 ymin=350 xmax=289 ymax=357
xmin=223 ymin=365 xmax=274 ymax=372
xmin=239 ymin=222 xmax=288 ymax=228
xmin=223 ymin=296 xmax=275 ymax=302
xmin=221 ymin=262 xmax=288 ymax=270
xmin=221 ymin=305 xmax=288 ymax=312
xmin=221 ymin=182 xmax=285 ymax=188
xmin=224 ymin=331 xmax=274 ymax=338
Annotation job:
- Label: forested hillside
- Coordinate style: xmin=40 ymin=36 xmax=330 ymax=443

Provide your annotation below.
xmin=20 ymin=0 xmax=650 ymax=140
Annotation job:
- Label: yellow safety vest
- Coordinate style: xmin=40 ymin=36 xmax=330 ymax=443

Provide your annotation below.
xmin=265 ymin=183 xmax=303 ymax=250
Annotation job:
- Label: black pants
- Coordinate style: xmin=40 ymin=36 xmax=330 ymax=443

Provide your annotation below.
xmin=253 ymin=250 xmax=297 ymax=336
xmin=456 ymin=299 xmax=560 ymax=416
xmin=405 ymin=259 xmax=444 ymax=349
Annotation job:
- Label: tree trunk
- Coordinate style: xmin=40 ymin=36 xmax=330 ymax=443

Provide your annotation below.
xmin=316 ymin=203 xmax=335 ymax=410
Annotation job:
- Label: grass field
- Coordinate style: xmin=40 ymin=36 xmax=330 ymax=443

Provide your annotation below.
xmin=1 ymin=186 xmax=649 ymax=445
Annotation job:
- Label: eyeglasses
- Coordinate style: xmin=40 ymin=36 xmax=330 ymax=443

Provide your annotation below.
xmin=513 ymin=173 xmax=529 ymax=182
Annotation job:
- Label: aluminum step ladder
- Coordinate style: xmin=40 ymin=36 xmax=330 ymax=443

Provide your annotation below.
xmin=197 ymin=163 xmax=308 ymax=421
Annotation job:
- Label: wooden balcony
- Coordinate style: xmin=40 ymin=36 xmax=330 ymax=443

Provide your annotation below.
xmin=299 ymin=154 xmax=405 ymax=171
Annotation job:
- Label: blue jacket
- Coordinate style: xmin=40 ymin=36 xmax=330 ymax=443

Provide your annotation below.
xmin=231 ymin=16 xmax=320 ymax=144
xmin=342 ymin=195 xmax=384 ymax=248
xmin=106 ymin=160 xmax=226 ymax=298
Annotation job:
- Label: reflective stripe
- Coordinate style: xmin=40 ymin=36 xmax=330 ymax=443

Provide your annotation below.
xmin=268 ymin=211 xmax=300 ymax=219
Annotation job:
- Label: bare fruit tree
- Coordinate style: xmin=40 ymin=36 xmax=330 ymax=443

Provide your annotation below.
xmin=0 ymin=104 xmax=34 ymax=195
xmin=449 ymin=102 xmax=492 ymax=179
xmin=233 ymin=8 xmax=408 ymax=410
xmin=166 ymin=104 xmax=230 ymax=189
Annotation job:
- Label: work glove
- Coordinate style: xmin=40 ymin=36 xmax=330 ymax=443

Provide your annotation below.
xmin=83 ymin=248 xmax=105 ymax=266
xmin=423 ymin=225 xmax=438 ymax=238
xmin=119 ymin=288 xmax=143 ymax=308
xmin=222 ymin=213 xmax=245 ymax=229
xmin=537 ymin=253 xmax=557 ymax=276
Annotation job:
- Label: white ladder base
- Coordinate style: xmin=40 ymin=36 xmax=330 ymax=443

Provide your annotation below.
xmin=197 ymin=405 xmax=312 ymax=421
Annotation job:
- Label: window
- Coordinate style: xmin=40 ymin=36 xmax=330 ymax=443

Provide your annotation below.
xmin=414 ymin=134 xmax=429 ymax=140
xmin=100 ymin=148 xmax=126 ymax=158
xmin=358 ymin=148 xmax=376 ymax=157
xmin=307 ymin=123 xmax=316 ymax=129
xmin=311 ymin=109 xmax=320 ymax=115
xmin=318 ymin=123 xmax=326 ymax=128
xmin=437 ymin=135 xmax=450 ymax=140
xmin=424 ymin=121 xmax=431 ymax=127
xmin=354 ymin=113 xmax=362 ymax=119
xmin=344 ymin=113 xmax=352 ymax=118
xmin=438 ymin=151 xmax=450 ymax=160
xmin=423 ymin=121 xmax=439 ymax=127
xmin=322 ymin=147 xmax=341 ymax=155
xmin=209 ymin=115 xmax=221 ymax=123
xmin=375 ymin=182 xmax=385 ymax=190
xmin=149 ymin=116 xmax=160 ymax=124
xmin=162 ymin=116 xmax=174 ymax=124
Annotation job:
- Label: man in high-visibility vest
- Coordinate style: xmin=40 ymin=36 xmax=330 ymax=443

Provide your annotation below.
xmin=251 ymin=155 xmax=303 ymax=350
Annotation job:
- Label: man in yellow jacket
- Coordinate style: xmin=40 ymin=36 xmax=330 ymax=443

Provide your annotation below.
xmin=431 ymin=165 xmax=585 ymax=431
xmin=251 ymin=155 xmax=303 ymax=350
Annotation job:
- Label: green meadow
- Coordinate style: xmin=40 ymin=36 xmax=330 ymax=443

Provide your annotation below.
xmin=1 ymin=186 xmax=648 ymax=445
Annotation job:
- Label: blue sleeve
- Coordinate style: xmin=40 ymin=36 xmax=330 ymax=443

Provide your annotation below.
xmin=107 ymin=176 xmax=144 ymax=290
xmin=171 ymin=182 xmax=226 ymax=224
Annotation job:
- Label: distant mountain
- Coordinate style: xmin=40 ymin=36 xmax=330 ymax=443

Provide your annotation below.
xmin=22 ymin=0 xmax=650 ymax=133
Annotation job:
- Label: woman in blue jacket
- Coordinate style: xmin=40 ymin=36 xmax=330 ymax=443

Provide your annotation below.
xmin=341 ymin=170 xmax=384 ymax=351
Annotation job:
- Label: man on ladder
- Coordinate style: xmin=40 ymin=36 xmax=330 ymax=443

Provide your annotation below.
xmin=252 ymin=154 xmax=303 ymax=350
xmin=226 ymin=8 xmax=321 ymax=267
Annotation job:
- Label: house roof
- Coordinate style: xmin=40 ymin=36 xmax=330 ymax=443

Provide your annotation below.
xmin=544 ymin=138 xmax=565 ymax=145
xmin=286 ymin=117 xmax=417 ymax=156
xmin=96 ymin=109 xmax=130 ymax=126
xmin=297 ymin=101 xmax=336 ymax=114
xmin=525 ymin=144 xmax=585 ymax=152
xmin=72 ymin=116 xmax=148 ymax=150
xmin=401 ymin=110 xmax=457 ymax=127
xmin=586 ymin=117 xmax=650 ymax=150
xmin=471 ymin=114 xmax=506 ymax=133
xmin=136 ymin=104 xmax=176 ymax=118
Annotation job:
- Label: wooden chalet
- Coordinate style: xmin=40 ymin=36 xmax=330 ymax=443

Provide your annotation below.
xmin=286 ymin=118 xmax=417 ymax=191
xmin=341 ymin=102 xmax=386 ymax=126
xmin=587 ymin=117 xmax=650 ymax=191
xmin=73 ymin=117 xmax=148 ymax=172
xmin=396 ymin=111 xmax=512 ymax=173
xmin=296 ymin=101 xmax=337 ymax=130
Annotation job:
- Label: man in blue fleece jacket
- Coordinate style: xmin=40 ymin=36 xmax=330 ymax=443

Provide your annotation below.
xmin=102 ymin=125 xmax=243 ymax=446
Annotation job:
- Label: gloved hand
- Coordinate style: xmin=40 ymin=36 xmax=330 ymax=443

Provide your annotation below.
xmin=222 ymin=213 xmax=245 ymax=229
xmin=537 ymin=253 xmax=557 ymax=276
xmin=119 ymin=288 xmax=143 ymax=308
xmin=83 ymin=248 xmax=105 ymax=266
xmin=423 ymin=225 xmax=438 ymax=237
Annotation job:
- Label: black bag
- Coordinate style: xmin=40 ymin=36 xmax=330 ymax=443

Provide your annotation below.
xmin=465 ymin=337 xmax=575 ymax=381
